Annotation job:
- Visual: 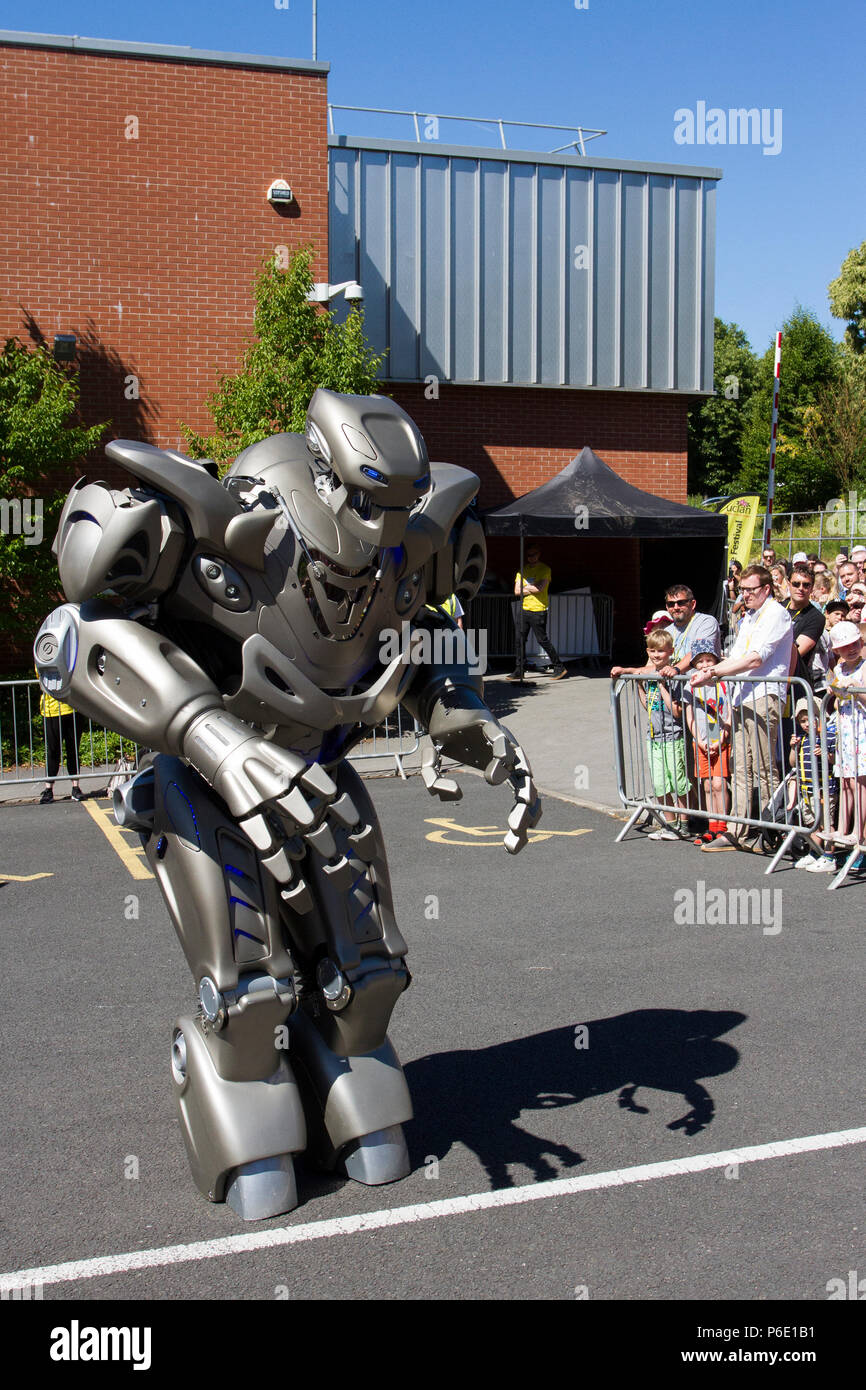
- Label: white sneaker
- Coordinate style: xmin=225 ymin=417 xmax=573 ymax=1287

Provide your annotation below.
xmin=804 ymin=855 xmax=837 ymax=873
xmin=794 ymin=855 xmax=818 ymax=869
xmin=648 ymin=828 xmax=679 ymax=840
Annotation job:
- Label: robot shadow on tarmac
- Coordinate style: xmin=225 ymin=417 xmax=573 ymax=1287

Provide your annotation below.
xmin=403 ymin=1009 xmax=746 ymax=1190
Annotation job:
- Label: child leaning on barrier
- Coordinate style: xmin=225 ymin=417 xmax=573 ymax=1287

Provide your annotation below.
xmin=681 ymin=643 xmax=731 ymax=844
xmin=634 ymin=628 xmax=690 ymax=840
xmin=808 ymin=621 xmax=866 ymax=874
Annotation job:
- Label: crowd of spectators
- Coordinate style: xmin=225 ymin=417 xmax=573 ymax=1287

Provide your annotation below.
xmin=613 ymin=548 xmax=866 ymax=873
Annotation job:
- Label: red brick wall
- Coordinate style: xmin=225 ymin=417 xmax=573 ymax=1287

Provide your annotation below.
xmin=388 ymin=383 xmax=690 ymax=661
xmin=387 ymin=382 xmax=688 ymax=508
xmin=0 ymin=43 xmax=329 ymax=454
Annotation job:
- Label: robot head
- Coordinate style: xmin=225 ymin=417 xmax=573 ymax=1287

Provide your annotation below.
xmin=304 ymin=389 xmax=431 ymax=550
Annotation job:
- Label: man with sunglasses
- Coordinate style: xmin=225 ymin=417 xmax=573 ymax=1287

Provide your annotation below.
xmin=661 ymin=585 xmax=721 ymax=678
xmin=691 ymin=565 xmax=793 ymax=852
xmin=786 ymin=565 xmax=825 ymax=690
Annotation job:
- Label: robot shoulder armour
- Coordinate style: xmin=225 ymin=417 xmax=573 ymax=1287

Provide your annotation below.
xmin=54 ymin=477 xmax=184 ymax=604
xmin=407 ymin=464 xmax=487 ymax=606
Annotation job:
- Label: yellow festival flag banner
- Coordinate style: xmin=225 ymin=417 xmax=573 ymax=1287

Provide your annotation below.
xmin=717 ymin=496 xmax=761 ymax=567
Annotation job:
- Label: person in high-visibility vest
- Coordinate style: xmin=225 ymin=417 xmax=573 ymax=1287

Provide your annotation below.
xmin=425 ymin=592 xmax=464 ymax=629
xmin=38 ymin=672 xmax=84 ymax=803
xmin=508 ymin=545 xmax=566 ymax=680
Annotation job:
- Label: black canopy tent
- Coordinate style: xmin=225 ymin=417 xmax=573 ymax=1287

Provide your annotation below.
xmin=483 ymin=447 xmax=727 ymax=678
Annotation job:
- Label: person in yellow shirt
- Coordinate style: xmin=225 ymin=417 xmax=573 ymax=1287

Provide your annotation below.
xmin=38 ymin=675 xmax=84 ymax=803
xmin=508 ymin=544 xmax=567 ymax=681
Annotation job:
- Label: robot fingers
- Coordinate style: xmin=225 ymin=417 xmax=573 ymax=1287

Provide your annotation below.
xmin=503 ymin=791 xmax=542 ymax=854
xmin=420 ymin=738 xmax=462 ymax=802
xmin=480 ymin=719 xmax=516 ymax=786
xmin=499 ymin=730 xmax=541 ymax=853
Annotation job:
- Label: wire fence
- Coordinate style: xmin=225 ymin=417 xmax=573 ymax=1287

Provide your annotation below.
xmin=748 ymin=510 xmax=864 ymax=560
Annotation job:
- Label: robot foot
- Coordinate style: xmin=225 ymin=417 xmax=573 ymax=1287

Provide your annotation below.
xmin=342 ymin=1125 xmax=411 ymax=1186
xmin=225 ymin=1154 xmax=298 ymax=1221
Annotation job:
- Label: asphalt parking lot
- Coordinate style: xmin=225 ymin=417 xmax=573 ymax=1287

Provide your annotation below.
xmin=1 ymin=771 xmax=864 ymax=1308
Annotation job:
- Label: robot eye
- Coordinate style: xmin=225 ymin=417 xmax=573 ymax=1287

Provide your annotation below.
xmin=360 ymin=465 xmax=386 ymax=484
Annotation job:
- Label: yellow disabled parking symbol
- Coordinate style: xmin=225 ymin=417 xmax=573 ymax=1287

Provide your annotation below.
xmin=424 ymin=817 xmax=591 ymax=847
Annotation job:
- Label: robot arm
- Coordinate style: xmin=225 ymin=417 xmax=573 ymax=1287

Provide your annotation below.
xmin=34 ymin=602 xmax=364 ymax=888
xmin=34 ymin=600 xmax=222 ymax=754
xmin=400 ymin=613 xmax=541 ymax=854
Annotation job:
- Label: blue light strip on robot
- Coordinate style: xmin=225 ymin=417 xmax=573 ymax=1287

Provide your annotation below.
xmin=165 ymin=782 xmax=201 ymax=846
xmin=223 ymin=863 xmax=254 ymax=882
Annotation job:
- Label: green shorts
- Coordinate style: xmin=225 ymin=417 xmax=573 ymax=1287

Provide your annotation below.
xmin=647 ymin=737 xmax=689 ymax=798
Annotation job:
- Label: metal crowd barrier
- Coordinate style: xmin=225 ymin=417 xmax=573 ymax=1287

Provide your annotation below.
xmin=466 ymin=592 xmax=614 ymax=664
xmin=346 ymin=706 xmax=423 ymax=777
xmin=816 ymin=684 xmax=866 ymax=890
xmin=0 ymin=679 xmax=140 ymax=788
xmin=611 ymin=672 xmax=825 ymax=876
xmin=0 ymin=678 xmax=421 ymax=790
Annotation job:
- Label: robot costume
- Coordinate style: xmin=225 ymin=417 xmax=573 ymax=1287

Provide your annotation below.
xmin=35 ymin=390 xmax=541 ymax=1220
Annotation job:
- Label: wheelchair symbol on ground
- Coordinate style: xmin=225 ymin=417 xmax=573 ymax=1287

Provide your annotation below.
xmin=424 ymin=817 xmax=592 ymax=847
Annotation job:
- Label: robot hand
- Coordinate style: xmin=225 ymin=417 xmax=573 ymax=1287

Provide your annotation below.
xmin=183 ymin=710 xmax=375 ymax=896
xmin=420 ymin=716 xmax=542 ymax=854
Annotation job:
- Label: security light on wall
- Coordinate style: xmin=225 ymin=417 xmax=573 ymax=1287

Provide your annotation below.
xmin=307 ymin=280 xmax=364 ymax=304
xmin=266 ymin=179 xmax=294 ymax=206
xmin=53 ymin=334 xmax=77 ymax=362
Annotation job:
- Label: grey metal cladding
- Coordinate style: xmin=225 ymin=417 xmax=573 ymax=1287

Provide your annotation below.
xmin=328 ymin=142 xmax=719 ymax=393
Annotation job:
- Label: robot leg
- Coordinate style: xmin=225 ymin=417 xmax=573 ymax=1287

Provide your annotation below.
xmin=285 ymin=760 xmax=413 ymax=1185
xmin=117 ymin=756 xmax=306 ymax=1219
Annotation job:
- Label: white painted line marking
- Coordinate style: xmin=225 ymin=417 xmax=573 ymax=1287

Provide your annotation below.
xmin=3 ymin=1125 xmax=865 ymax=1291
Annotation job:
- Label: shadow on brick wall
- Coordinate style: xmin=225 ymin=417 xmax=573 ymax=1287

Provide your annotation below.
xmin=0 ymin=315 xmax=159 ymax=674
xmin=20 ymin=311 xmax=156 ymax=471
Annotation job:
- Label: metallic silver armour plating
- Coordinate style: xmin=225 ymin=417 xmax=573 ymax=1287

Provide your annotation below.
xmin=36 ymin=390 xmax=541 ymax=1219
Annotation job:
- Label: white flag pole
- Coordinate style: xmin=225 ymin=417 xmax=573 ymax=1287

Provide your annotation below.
xmin=763 ymin=331 xmax=782 ymax=548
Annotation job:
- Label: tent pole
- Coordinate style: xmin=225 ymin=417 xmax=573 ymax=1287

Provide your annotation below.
xmin=518 ymin=530 xmax=525 ymax=680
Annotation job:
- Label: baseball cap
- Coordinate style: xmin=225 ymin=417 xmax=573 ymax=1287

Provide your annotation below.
xmin=830 ymin=621 xmax=862 ymax=650
xmin=792 ymin=551 xmax=808 ymax=563
xmin=851 ymin=545 xmax=866 ymax=560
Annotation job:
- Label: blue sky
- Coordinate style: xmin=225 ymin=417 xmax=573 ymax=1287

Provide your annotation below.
xmin=4 ymin=0 xmax=862 ymax=356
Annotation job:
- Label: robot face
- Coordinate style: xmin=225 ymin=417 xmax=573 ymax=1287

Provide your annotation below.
xmin=305 ymin=389 xmax=431 ymax=550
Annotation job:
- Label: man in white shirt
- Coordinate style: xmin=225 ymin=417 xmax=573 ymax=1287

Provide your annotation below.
xmin=691 ymin=565 xmax=793 ymax=852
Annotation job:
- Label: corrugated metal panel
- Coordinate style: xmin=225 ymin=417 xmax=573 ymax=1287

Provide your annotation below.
xmin=329 ymin=139 xmax=719 ymax=393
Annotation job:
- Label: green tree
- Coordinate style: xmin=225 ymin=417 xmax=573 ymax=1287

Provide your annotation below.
xmin=736 ymin=308 xmax=840 ymax=512
xmin=0 ymin=338 xmax=108 ymax=645
xmin=803 ymin=354 xmax=866 ymax=496
xmin=181 ymin=247 xmax=387 ymax=463
xmin=828 ymin=241 xmax=866 ymax=355
xmin=687 ymin=318 xmax=757 ymax=496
